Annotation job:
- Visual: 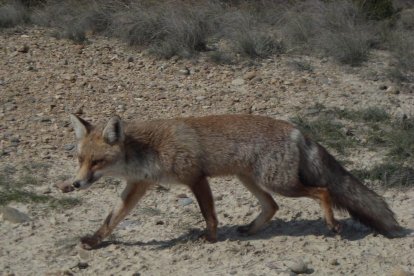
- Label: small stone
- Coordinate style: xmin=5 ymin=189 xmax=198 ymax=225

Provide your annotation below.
xmin=55 ymin=181 xmax=75 ymax=193
xmin=289 ymin=260 xmax=308 ymax=274
xmin=330 ymin=259 xmax=339 ymax=266
xmin=49 ymin=217 xmax=57 ymax=225
xmin=77 ymin=262 xmax=88 ymax=269
xmin=266 ymin=261 xmax=280 ymax=270
xmin=178 ymin=197 xmax=193 ymax=206
xmin=379 ymin=85 xmax=388 ymax=90
xmin=386 ymin=86 xmax=400 ymax=95
xmin=177 ymin=193 xmax=188 ymax=198
xmin=64 ymin=144 xmax=75 ymax=151
xmin=392 ymin=267 xmax=409 ymax=276
xmin=179 ymin=68 xmax=190 ymax=76
xmin=17 ymin=44 xmax=29 ymax=53
xmin=127 ymin=56 xmax=134 ymax=62
xmin=341 ymin=127 xmax=354 ymax=136
xmin=231 ymin=78 xmax=245 ymax=86
xmin=74 ymin=106 xmax=83 ymax=115
xmin=5 ymin=103 xmax=17 ymax=111
xmin=55 ymin=83 xmax=64 ymax=90
xmin=40 ymin=117 xmax=52 ymax=123
xmin=40 ymin=187 xmax=52 ymax=194
xmin=63 ymin=74 xmax=77 ymax=82
xmin=196 ymin=96 xmax=206 ymax=101
xmin=78 ymin=249 xmax=91 ymax=260
xmin=1 ymin=207 xmax=31 ymax=223
xmin=243 ymin=71 xmax=257 ymax=80
xmin=116 ymin=104 xmax=126 ymax=112
xmin=156 ymin=220 xmax=164 ymax=225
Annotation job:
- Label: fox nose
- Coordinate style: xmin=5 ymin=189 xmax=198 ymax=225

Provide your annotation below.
xmin=72 ymin=181 xmax=81 ymax=188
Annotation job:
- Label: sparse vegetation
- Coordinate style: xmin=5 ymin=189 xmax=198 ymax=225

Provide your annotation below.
xmin=0 ymin=0 xmax=412 ymax=74
xmin=289 ymin=59 xmax=313 ymax=72
xmin=0 ymin=1 xmax=27 ymax=27
xmin=290 ymin=115 xmax=357 ymax=154
xmin=330 ymin=106 xmax=390 ymax=123
xmin=0 ymin=165 xmax=80 ymax=208
xmin=297 ymin=105 xmax=414 ymax=187
xmin=352 ymin=163 xmax=414 ymax=187
xmin=208 ymin=50 xmax=234 ymax=64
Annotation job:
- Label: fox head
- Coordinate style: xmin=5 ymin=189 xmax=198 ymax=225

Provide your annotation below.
xmin=70 ymin=114 xmax=125 ymax=189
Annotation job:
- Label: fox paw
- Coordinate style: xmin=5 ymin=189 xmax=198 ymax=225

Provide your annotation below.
xmin=80 ymin=235 xmax=102 ymax=250
xmin=328 ymin=222 xmax=342 ymax=234
xmin=237 ymin=223 xmax=255 ymax=236
xmin=199 ymin=233 xmax=217 ymax=243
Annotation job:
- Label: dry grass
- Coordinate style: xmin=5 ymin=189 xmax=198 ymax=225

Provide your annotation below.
xmin=0 ymin=164 xmax=80 ymax=208
xmin=1 ymin=0 xmax=413 ymax=72
xmin=298 ymin=105 xmax=414 ymax=187
xmin=0 ymin=0 xmax=27 ymax=27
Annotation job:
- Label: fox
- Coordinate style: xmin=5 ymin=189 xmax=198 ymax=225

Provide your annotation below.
xmin=69 ymin=114 xmax=405 ymax=250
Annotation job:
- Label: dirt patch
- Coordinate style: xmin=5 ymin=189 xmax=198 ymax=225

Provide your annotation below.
xmin=0 ymin=27 xmax=413 ymax=275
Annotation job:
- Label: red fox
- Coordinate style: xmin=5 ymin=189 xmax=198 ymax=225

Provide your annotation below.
xmin=69 ymin=114 xmax=404 ymax=250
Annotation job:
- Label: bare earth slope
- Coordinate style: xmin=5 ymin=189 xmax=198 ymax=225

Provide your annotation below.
xmin=0 ymin=28 xmax=413 ymax=275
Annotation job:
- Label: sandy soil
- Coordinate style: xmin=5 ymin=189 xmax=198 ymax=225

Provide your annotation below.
xmin=0 ymin=27 xmax=413 ymax=276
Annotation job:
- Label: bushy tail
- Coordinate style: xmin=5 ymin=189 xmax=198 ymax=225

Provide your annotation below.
xmin=296 ymin=132 xmax=405 ymax=238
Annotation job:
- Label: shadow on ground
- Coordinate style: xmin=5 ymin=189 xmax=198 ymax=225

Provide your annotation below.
xmin=96 ymin=218 xmax=373 ymax=250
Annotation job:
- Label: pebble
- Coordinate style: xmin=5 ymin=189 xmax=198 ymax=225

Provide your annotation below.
xmin=55 ymin=181 xmax=75 ymax=193
xmin=62 ymin=74 xmax=77 ymax=82
xmin=1 ymin=207 xmax=31 ymax=223
xmin=77 ymin=262 xmax=89 ymax=269
xmin=386 ymin=86 xmax=400 ymax=95
xmin=179 ymin=68 xmax=190 ymax=76
xmin=330 ymin=259 xmax=339 ymax=266
xmin=178 ymin=197 xmax=193 ymax=206
xmin=231 ymin=78 xmax=245 ymax=86
xmin=243 ymin=71 xmax=257 ymax=80
xmin=78 ymin=249 xmax=91 ymax=260
xmin=74 ymin=106 xmax=83 ymax=115
xmin=289 ymin=260 xmax=308 ymax=274
xmin=17 ymin=45 xmax=29 ymax=53
xmin=392 ymin=267 xmax=410 ymax=276
xmin=64 ymin=144 xmax=75 ymax=151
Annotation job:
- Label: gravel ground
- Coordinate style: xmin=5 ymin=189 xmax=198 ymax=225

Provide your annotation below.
xmin=0 ymin=27 xmax=413 ymax=276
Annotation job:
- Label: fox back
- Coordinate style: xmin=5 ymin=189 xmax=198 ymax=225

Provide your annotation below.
xmin=72 ymin=114 xmax=301 ymax=190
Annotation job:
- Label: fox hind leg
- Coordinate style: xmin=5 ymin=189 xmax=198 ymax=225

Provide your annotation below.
xmin=304 ymin=187 xmax=341 ymax=233
xmin=190 ymin=177 xmax=218 ymax=242
xmin=237 ymin=174 xmax=279 ymax=235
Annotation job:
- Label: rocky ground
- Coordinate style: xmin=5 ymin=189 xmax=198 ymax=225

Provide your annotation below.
xmin=0 ymin=27 xmax=413 ymax=275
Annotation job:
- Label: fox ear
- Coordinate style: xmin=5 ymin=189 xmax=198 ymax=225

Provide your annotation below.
xmin=103 ymin=116 xmax=124 ymax=145
xmin=70 ymin=114 xmax=92 ymax=140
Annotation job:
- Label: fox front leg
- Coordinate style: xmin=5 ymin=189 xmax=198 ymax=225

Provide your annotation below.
xmin=80 ymin=181 xmax=152 ymax=250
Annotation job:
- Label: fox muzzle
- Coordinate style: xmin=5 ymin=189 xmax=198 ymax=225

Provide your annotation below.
xmin=72 ymin=172 xmax=102 ymax=189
